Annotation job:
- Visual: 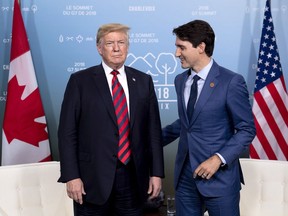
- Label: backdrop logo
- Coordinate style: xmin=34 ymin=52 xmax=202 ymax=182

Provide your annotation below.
xmin=129 ymin=32 xmax=158 ymax=44
xmin=22 ymin=5 xmax=38 ymax=13
xmin=3 ymin=34 xmax=12 ymax=44
xmin=3 ymin=64 xmax=9 ymax=71
xmin=245 ymin=4 xmax=287 ymax=13
xmin=63 ymin=5 xmax=96 ymax=16
xmin=127 ymin=52 xmax=178 ymax=110
xmin=58 ymin=34 xmax=94 ymax=43
xmin=67 ymin=62 xmax=86 ymax=73
xmin=1 ymin=4 xmax=37 ymax=13
xmin=128 ymin=5 xmax=156 ymax=12
xmin=1 ymin=7 xmax=9 ymax=11
xmin=0 ymin=91 xmax=7 ymax=102
xmin=191 ymin=5 xmax=216 ymax=16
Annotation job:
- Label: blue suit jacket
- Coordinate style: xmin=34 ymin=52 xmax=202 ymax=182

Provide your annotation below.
xmin=163 ymin=61 xmax=256 ymax=197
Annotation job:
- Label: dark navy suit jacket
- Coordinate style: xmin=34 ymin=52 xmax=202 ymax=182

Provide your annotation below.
xmin=163 ymin=61 xmax=256 ymax=197
xmin=58 ymin=64 xmax=164 ymax=205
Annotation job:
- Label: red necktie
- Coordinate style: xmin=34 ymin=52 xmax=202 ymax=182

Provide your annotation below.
xmin=111 ymin=70 xmax=131 ymax=164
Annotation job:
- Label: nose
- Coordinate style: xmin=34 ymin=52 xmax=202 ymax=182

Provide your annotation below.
xmin=113 ymin=43 xmax=120 ymax=51
xmin=175 ymin=48 xmax=181 ymax=57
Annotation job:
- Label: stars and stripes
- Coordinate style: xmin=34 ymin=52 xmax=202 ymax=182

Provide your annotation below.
xmin=250 ymin=0 xmax=288 ymax=160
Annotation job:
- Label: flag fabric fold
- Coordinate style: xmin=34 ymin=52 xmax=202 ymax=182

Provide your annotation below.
xmin=1 ymin=0 xmax=51 ymax=165
xmin=250 ymin=0 xmax=288 ymax=160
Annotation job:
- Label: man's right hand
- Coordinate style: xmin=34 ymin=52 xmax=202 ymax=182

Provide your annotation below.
xmin=66 ymin=178 xmax=86 ymax=204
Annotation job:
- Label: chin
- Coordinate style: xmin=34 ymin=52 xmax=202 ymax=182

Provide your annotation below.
xmin=181 ymin=64 xmax=189 ymax=69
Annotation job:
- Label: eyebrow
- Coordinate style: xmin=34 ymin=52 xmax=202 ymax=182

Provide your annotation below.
xmin=176 ymin=44 xmax=186 ymax=48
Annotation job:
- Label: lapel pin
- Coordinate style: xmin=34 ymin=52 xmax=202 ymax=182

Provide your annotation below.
xmin=210 ymin=82 xmax=215 ymax=88
xmin=132 ymin=78 xmax=136 ymax=82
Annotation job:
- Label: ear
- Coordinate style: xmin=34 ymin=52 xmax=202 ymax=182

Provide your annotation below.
xmin=198 ymin=42 xmax=206 ymax=54
xmin=97 ymin=44 xmax=103 ymax=55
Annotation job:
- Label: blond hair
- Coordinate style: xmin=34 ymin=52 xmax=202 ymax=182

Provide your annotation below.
xmin=96 ymin=23 xmax=130 ymax=45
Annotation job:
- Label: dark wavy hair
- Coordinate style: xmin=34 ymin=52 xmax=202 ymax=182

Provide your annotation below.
xmin=173 ymin=20 xmax=215 ymax=57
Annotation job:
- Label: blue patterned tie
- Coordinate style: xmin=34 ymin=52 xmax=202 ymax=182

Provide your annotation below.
xmin=187 ymin=75 xmax=200 ymax=121
xmin=111 ymin=70 xmax=131 ymax=164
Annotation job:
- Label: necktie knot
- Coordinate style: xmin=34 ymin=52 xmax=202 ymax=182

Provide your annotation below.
xmin=193 ymin=75 xmax=200 ymax=82
xmin=111 ymin=70 xmax=119 ymax=76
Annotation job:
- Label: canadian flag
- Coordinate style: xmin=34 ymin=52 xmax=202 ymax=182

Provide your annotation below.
xmin=1 ymin=0 xmax=51 ymax=165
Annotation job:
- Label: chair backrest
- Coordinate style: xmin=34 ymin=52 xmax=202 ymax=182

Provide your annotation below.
xmin=240 ymin=158 xmax=288 ymax=216
xmin=0 ymin=161 xmax=73 ymax=216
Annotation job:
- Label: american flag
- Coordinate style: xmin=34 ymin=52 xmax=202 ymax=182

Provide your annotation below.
xmin=250 ymin=0 xmax=288 ymax=160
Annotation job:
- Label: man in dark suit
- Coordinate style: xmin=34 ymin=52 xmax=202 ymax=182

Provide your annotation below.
xmin=162 ymin=20 xmax=256 ymax=216
xmin=58 ymin=23 xmax=164 ymax=216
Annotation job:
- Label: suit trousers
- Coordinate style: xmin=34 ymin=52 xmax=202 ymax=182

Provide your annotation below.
xmin=74 ymin=160 xmax=143 ymax=216
xmin=175 ymin=156 xmax=240 ymax=216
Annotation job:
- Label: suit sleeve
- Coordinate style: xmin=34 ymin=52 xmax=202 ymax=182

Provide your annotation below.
xmin=218 ymin=74 xmax=256 ymax=165
xmin=147 ymin=76 xmax=165 ymax=178
xmin=58 ymin=74 xmax=81 ymax=183
xmin=162 ymin=119 xmax=181 ymax=146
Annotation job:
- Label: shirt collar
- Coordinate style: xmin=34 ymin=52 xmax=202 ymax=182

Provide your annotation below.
xmin=102 ymin=61 xmax=125 ymax=76
xmin=188 ymin=58 xmax=213 ymax=81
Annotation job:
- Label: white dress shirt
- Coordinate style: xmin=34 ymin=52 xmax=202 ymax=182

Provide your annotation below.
xmin=184 ymin=59 xmax=213 ymax=108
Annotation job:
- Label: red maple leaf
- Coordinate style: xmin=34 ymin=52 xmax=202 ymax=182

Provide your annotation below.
xmin=3 ymin=76 xmax=48 ymax=147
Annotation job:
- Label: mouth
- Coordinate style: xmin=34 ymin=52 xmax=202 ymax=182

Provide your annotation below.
xmin=112 ymin=55 xmax=122 ymax=58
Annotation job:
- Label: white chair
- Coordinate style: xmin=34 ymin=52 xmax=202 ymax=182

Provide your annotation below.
xmin=0 ymin=161 xmax=73 ymax=216
xmin=240 ymin=158 xmax=288 ymax=216
xmin=204 ymin=158 xmax=288 ymax=216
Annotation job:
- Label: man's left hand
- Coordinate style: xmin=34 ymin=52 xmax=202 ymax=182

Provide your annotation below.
xmin=193 ymin=154 xmax=222 ymax=180
xmin=147 ymin=176 xmax=162 ymax=199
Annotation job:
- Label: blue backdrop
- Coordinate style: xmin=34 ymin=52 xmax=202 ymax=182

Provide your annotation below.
xmin=1 ymin=0 xmax=288 ymax=195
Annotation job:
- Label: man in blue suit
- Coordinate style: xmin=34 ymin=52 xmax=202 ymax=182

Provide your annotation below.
xmin=162 ymin=20 xmax=256 ymax=216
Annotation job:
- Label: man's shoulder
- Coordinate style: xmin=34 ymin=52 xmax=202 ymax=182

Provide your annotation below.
xmin=125 ymin=65 xmax=143 ymax=73
xmin=71 ymin=65 xmax=102 ymax=77
xmin=125 ymin=66 xmax=149 ymax=78
xmin=213 ymin=61 xmax=242 ymax=78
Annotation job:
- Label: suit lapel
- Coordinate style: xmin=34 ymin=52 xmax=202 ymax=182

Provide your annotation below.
xmin=125 ymin=67 xmax=138 ymax=129
xmin=190 ymin=62 xmax=220 ymax=125
xmin=92 ymin=65 xmax=118 ymax=126
xmin=177 ymin=71 xmax=190 ymax=128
